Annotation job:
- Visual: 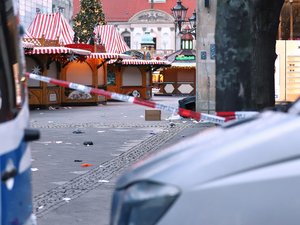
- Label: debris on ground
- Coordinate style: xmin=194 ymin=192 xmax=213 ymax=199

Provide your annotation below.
xmin=169 ymin=122 xmax=176 ymax=128
xmin=74 ymin=159 xmax=83 ymax=162
xmin=81 ymin=163 xmax=93 ymax=167
xmin=72 ymin=129 xmax=85 ymax=134
xmin=98 ymin=180 xmax=109 ymax=183
xmin=62 ymin=197 xmax=71 ymax=203
xmin=83 ymin=141 xmax=93 ymax=146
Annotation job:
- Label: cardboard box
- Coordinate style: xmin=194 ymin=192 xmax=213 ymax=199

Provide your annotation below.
xmin=145 ymin=109 xmax=161 ymax=121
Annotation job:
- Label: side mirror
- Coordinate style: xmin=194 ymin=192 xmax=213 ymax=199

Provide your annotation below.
xmin=24 ymin=128 xmax=40 ymax=142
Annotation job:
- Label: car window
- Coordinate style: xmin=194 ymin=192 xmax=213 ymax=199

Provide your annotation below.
xmin=0 ymin=0 xmax=25 ymax=123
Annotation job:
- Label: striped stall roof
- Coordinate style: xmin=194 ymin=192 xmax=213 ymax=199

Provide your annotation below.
xmin=109 ymin=59 xmax=171 ymax=65
xmin=94 ymin=25 xmax=130 ymax=54
xmin=88 ymin=53 xmax=133 ymax=59
xmin=26 ymin=47 xmax=91 ymax=55
xmin=22 ymin=41 xmax=34 ymax=49
xmin=22 ymin=28 xmax=41 ymax=47
xmin=27 ymin=13 xmax=74 ymax=45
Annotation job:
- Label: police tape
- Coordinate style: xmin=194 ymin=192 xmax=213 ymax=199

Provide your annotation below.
xmin=25 ymin=73 xmax=226 ymax=125
xmin=216 ymin=111 xmax=259 ymax=121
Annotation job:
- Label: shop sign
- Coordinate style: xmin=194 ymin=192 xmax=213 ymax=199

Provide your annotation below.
xmin=175 ymin=55 xmax=196 ymax=61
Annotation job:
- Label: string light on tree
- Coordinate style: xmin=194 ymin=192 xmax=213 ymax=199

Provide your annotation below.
xmin=73 ymin=0 xmax=106 ymax=43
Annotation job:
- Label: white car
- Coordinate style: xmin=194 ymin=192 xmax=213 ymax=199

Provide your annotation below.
xmin=110 ymin=101 xmax=300 ymax=225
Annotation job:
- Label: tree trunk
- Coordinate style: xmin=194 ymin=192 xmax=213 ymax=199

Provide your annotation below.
xmin=215 ymin=0 xmax=284 ymax=111
xmin=250 ymin=0 xmax=284 ymax=110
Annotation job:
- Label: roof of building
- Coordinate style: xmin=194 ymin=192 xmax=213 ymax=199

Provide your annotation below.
xmin=27 ymin=12 xmax=74 ymax=45
xmin=100 ymin=0 xmax=196 ymax=22
xmin=165 ymin=49 xmax=196 ymax=63
xmin=94 ymin=25 xmax=130 ymax=53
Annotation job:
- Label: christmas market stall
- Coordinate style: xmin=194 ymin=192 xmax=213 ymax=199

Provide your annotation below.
xmin=106 ymin=57 xmax=171 ymax=99
xmin=24 ymin=13 xmax=127 ymax=106
xmin=158 ymin=49 xmax=196 ymax=96
xmin=25 ymin=46 xmax=91 ymax=107
xmin=24 ymin=12 xmax=95 ymax=107
xmin=155 ymin=30 xmax=196 ymax=96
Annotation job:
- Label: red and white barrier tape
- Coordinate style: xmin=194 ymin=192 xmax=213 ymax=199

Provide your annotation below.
xmin=25 ymin=73 xmax=226 ymax=125
xmin=216 ymin=111 xmax=258 ymax=121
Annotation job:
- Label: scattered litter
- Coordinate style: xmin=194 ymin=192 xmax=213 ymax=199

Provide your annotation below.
xmin=150 ymin=131 xmax=156 ymax=135
xmin=48 ymin=121 xmax=54 ymax=124
xmin=124 ymin=116 xmax=128 ymax=118
xmin=62 ymin=197 xmax=71 ymax=203
xmin=99 ymin=165 xmax=104 ymax=168
xmin=35 ymin=141 xmax=52 ymax=145
xmin=81 ymin=163 xmax=93 ymax=167
xmin=39 ymin=113 xmax=44 ymax=115
xmin=97 ymin=130 xmax=105 ymax=133
xmin=31 ymin=168 xmax=39 ymax=172
xmin=48 ymin=155 xmax=52 ymax=157
xmin=182 ymin=121 xmax=187 ymax=123
xmin=140 ymin=115 xmax=144 ymax=118
xmin=83 ymin=141 xmax=93 ymax=146
xmin=55 ymin=141 xmax=63 ymax=144
xmin=72 ymin=129 xmax=84 ymax=134
xmin=167 ymin=114 xmax=181 ymax=121
xmin=98 ymin=180 xmax=109 ymax=183
xmin=36 ymin=108 xmax=40 ymax=110
xmin=74 ymin=159 xmax=83 ymax=162
xmin=65 ymin=142 xmax=72 ymax=145
xmin=169 ymin=122 xmax=176 ymax=128
xmin=48 ymin=106 xmax=56 ymax=110
xmin=181 ymin=135 xmax=185 ymax=138
xmin=70 ymin=171 xmax=88 ymax=175
xmin=38 ymin=206 xmax=44 ymax=210
xmin=31 ymin=159 xmax=35 ymax=162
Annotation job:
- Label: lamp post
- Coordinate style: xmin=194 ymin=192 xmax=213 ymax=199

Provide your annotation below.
xmin=171 ymin=0 xmax=196 ymax=39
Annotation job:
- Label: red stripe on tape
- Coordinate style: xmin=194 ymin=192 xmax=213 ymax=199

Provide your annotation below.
xmin=133 ymin=98 xmax=156 ymax=108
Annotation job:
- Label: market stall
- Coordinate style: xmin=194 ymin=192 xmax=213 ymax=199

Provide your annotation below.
xmin=107 ymin=59 xmax=170 ymax=99
xmin=158 ymin=49 xmax=196 ymax=95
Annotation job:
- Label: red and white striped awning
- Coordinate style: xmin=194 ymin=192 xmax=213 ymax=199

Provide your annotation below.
xmin=27 ymin=13 xmax=74 ymax=45
xmin=87 ymin=53 xmax=132 ymax=59
xmin=109 ymin=59 xmax=171 ymax=65
xmin=22 ymin=28 xmax=41 ymax=47
xmin=94 ymin=25 xmax=130 ymax=54
xmin=26 ymin=47 xmax=91 ymax=55
xmin=22 ymin=41 xmax=34 ymax=49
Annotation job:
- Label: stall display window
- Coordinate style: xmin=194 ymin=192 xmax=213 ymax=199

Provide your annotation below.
xmin=107 ymin=70 xmax=116 ymax=85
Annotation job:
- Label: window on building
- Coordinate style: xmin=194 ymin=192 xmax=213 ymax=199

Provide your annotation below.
xmin=153 ymin=37 xmax=157 ymax=50
xmin=122 ymin=31 xmax=131 ymax=48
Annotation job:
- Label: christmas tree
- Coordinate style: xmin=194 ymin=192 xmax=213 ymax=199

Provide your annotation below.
xmin=73 ymin=0 xmax=106 ymax=43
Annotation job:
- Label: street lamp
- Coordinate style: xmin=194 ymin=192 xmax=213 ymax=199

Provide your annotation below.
xmin=171 ymin=0 xmax=196 ymax=38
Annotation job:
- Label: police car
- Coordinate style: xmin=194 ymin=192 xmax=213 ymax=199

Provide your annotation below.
xmin=0 ymin=0 xmax=39 ymax=224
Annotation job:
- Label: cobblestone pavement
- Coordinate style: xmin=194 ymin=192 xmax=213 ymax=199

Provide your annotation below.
xmin=29 ymin=96 xmax=213 ymax=224
xmin=33 ymin=122 xmax=194 ymax=217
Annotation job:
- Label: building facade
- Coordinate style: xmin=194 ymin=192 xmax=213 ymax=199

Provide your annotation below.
xmin=18 ymin=0 xmax=73 ymax=29
xmin=73 ymin=0 xmax=196 ymax=55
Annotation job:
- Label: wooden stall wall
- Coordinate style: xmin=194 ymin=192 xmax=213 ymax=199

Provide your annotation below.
xmin=61 ymin=61 xmax=99 ymax=105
